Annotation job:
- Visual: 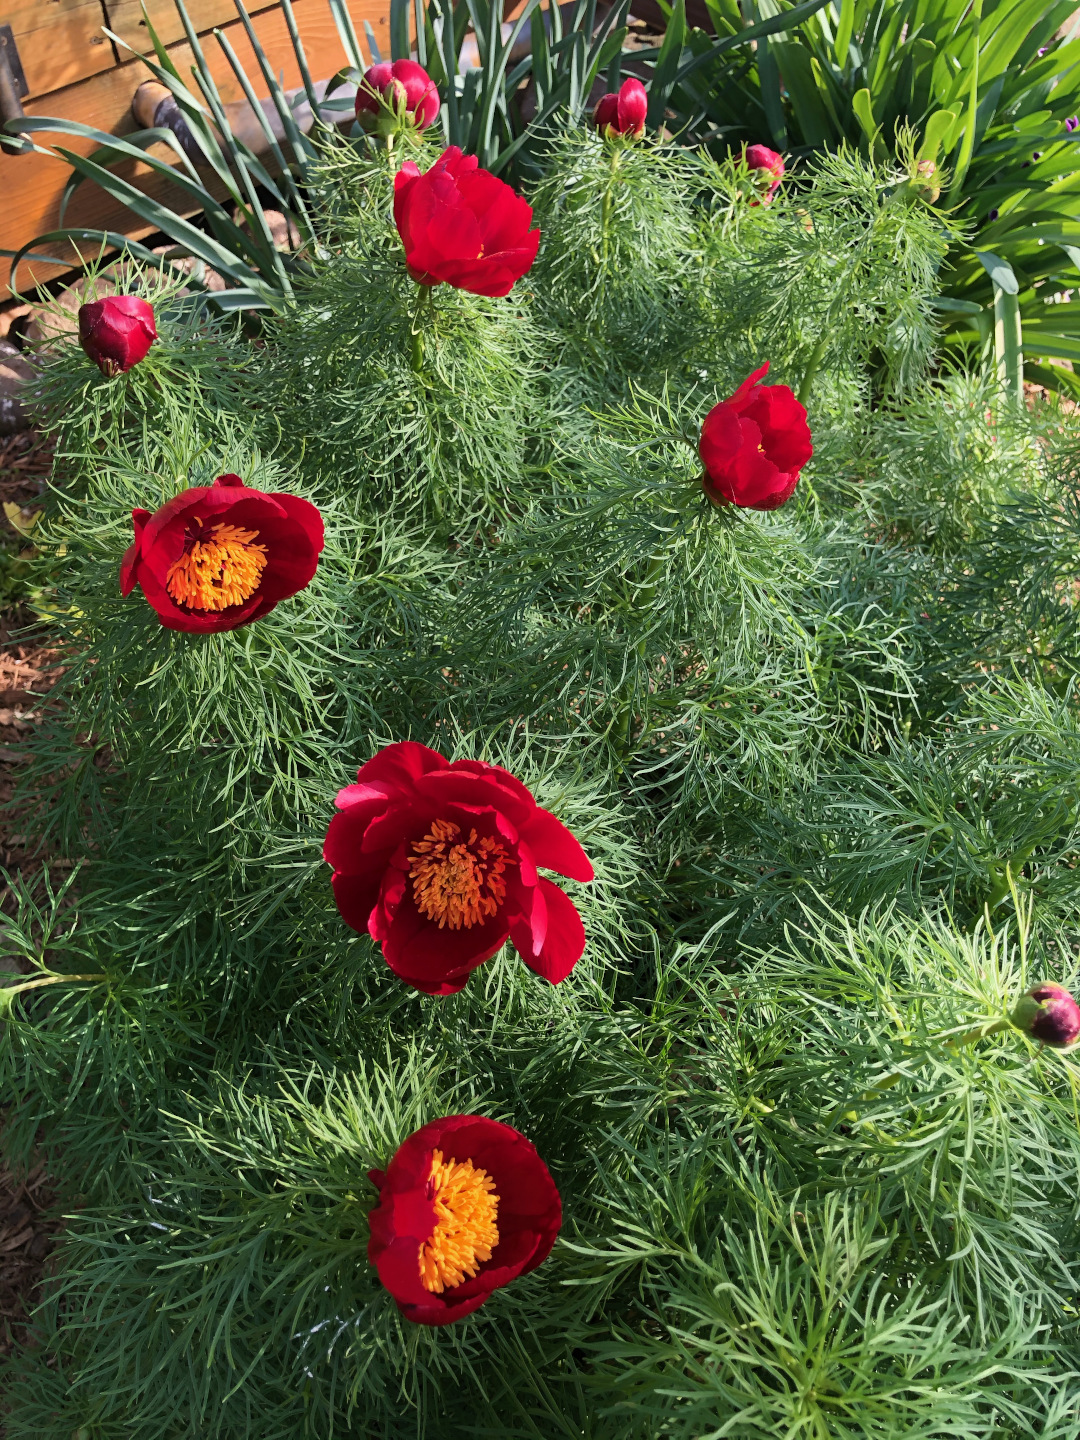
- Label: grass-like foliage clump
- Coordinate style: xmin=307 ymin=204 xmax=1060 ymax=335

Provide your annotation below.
xmin=4 ymin=129 xmax=1080 ymax=1439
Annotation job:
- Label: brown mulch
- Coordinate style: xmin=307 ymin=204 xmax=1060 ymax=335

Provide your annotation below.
xmin=0 ymin=428 xmax=62 ymax=1390
xmin=0 ymin=1147 xmax=62 ymax=1366
xmin=0 ymin=431 xmax=62 ymax=897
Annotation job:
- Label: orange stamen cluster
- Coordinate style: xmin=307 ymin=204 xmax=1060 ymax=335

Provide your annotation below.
xmin=409 ymin=819 xmax=509 ymax=929
xmin=419 ymin=1149 xmax=500 ymax=1293
xmin=166 ymin=519 xmax=268 ymax=612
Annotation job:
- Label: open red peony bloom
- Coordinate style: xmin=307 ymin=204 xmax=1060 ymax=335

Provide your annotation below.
xmin=593 ymin=77 xmax=648 ymax=138
xmin=745 ymin=143 xmax=785 ymax=203
xmin=355 ymin=58 xmax=439 ymax=131
xmin=368 ymin=1114 xmax=561 ymax=1326
xmin=700 ymin=361 xmax=812 ymax=511
xmin=78 ymin=295 xmax=157 ymax=377
xmin=393 ymin=146 xmax=541 ymax=298
xmin=324 ymin=741 xmax=593 ymax=994
xmin=119 ymin=474 xmax=324 ymax=634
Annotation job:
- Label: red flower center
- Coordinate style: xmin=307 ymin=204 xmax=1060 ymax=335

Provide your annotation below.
xmin=166 ymin=520 xmax=268 ymax=612
xmin=409 ymin=819 xmax=510 ymax=929
xmin=419 ymin=1149 xmax=500 ymax=1293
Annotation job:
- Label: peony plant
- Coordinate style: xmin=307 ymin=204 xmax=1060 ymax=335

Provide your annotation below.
xmin=4 ymin=81 xmax=1080 ymax=1440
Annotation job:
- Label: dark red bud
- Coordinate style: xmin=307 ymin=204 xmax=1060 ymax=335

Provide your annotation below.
xmin=1011 ymin=983 xmax=1080 ymax=1048
xmin=78 ymin=295 xmax=157 ymax=377
xmin=593 ymin=78 xmax=647 ymax=138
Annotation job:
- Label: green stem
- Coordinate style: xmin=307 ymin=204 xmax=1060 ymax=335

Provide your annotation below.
xmin=611 ymin=549 xmax=667 ymax=759
xmin=600 ymin=148 xmax=622 ymax=268
xmin=409 ymin=285 xmax=432 ymax=375
xmin=831 ymin=1018 xmax=1009 ymax=1127
xmin=981 ymin=852 xmax=1033 ymax=920
xmin=2 ymin=972 xmax=107 ymax=998
xmin=797 ymin=335 xmax=829 ymax=406
xmin=947 ymin=1017 xmax=1008 ymax=1050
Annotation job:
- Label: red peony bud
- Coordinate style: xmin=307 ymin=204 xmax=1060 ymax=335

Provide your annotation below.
xmin=393 ymin=146 xmax=540 ymax=298
xmin=355 ymin=59 xmax=439 ymax=131
xmin=592 ymin=77 xmax=648 ymax=138
xmin=699 ymin=361 xmax=813 ymax=511
xmin=1011 ymin=983 xmax=1080 ymax=1048
xmin=78 ymin=295 xmax=157 ymax=377
xmin=744 ymin=143 xmax=785 ymax=204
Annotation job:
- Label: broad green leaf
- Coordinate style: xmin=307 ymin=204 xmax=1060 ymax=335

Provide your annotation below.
xmin=976 ymin=249 xmax=1019 ymax=294
xmin=919 ymin=106 xmax=963 ymax=162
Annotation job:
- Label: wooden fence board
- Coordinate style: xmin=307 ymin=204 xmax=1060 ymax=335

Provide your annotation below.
xmin=6 ymin=0 xmax=117 ymax=99
xmin=1 ymin=0 xmax=386 ymax=300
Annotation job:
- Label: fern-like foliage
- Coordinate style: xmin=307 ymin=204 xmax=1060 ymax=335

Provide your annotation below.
xmin=3 ymin=138 xmax=1080 ymax=1440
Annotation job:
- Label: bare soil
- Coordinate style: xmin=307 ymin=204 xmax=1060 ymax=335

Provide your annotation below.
xmin=0 ymin=428 xmax=62 ymax=1389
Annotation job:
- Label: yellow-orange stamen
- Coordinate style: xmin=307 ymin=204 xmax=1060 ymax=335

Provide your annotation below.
xmin=166 ymin=521 xmax=267 ymax=612
xmin=419 ymin=1149 xmax=499 ymax=1293
xmin=409 ymin=818 xmax=509 ymax=929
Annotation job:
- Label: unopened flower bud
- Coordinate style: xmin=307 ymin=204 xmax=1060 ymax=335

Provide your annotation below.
xmin=78 ymin=295 xmax=157 ymax=377
xmin=913 ymin=158 xmax=940 ymax=203
xmin=1011 ymin=983 xmax=1080 ymax=1048
xmin=593 ymin=77 xmax=648 ymax=139
xmin=355 ymin=59 xmax=439 ymax=134
xmin=744 ymin=144 xmax=785 ymax=204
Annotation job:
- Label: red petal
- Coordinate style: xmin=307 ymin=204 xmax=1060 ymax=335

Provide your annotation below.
xmin=354 ymin=742 xmax=446 ymax=794
xmin=329 ymin=867 xmax=383 ymax=935
xmin=458 ymin=167 xmax=535 ymax=255
xmin=119 ymin=508 xmax=151 ymax=596
xmin=417 ymin=768 xmax=532 ymax=827
xmin=699 ymin=401 xmax=744 ymax=478
xmin=510 ymin=878 xmax=584 ymax=984
xmin=728 ymin=361 xmax=770 ymax=409
xmin=743 ymin=385 xmax=813 ymax=474
xmin=323 ymin=799 xmax=388 ymax=869
xmin=519 ymin=807 xmax=593 ymax=881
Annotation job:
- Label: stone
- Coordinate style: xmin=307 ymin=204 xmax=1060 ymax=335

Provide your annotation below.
xmin=0 ymin=340 xmax=35 ymax=436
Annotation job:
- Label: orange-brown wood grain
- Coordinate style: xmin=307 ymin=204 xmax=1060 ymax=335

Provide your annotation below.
xmin=1 ymin=0 xmax=388 ymax=300
xmin=103 ymin=0 xmax=280 ymax=54
xmin=6 ymin=0 xmax=117 ymax=99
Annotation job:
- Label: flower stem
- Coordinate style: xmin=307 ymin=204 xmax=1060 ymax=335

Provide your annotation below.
xmin=600 ymin=149 xmax=623 ymax=268
xmin=797 ymin=335 xmax=829 ymax=406
xmin=1 ymin=972 xmax=108 ymax=999
xmin=409 ymin=285 xmax=432 ymax=375
xmin=611 ymin=548 xmax=667 ymax=759
xmin=831 ymin=1017 xmax=1011 ymax=1127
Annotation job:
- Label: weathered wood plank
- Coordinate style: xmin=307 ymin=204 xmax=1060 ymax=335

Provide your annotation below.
xmin=102 ymin=0 xmax=281 ymax=56
xmin=1 ymin=0 xmax=387 ymax=301
xmin=6 ymin=0 xmax=117 ymax=99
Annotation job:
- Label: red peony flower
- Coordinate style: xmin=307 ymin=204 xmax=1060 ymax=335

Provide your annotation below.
xmin=745 ymin=143 xmax=785 ymax=203
xmin=324 ymin=741 xmax=594 ymax=994
xmin=119 ymin=474 xmax=324 ymax=634
xmin=393 ymin=146 xmax=541 ymax=299
xmin=78 ymin=295 xmax=157 ymax=377
xmin=368 ymin=1114 xmax=561 ymax=1326
xmin=355 ymin=58 xmax=439 ymax=131
xmin=1011 ymin=983 xmax=1080 ymax=1048
xmin=593 ymin=77 xmax=648 ymax=138
xmin=699 ymin=361 xmax=813 ymax=511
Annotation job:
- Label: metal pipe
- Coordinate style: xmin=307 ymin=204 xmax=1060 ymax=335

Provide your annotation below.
xmin=0 ymin=26 xmax=29 ymax=155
